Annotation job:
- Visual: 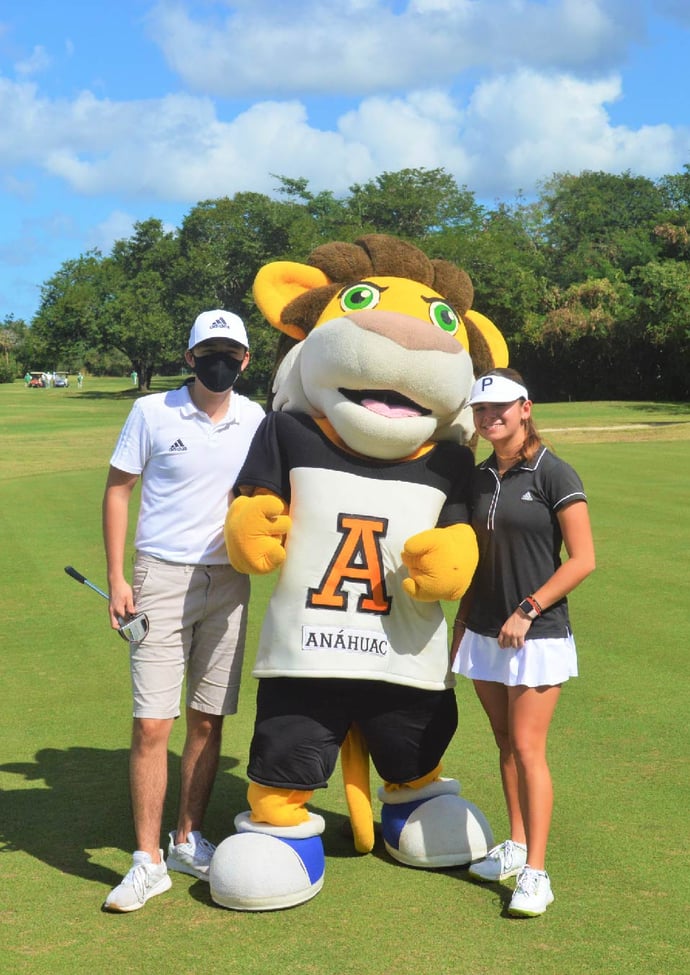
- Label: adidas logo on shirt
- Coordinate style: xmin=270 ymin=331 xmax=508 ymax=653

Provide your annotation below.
xmin=169 ymin=439 xmax=187 ymax=452
xmin=521 ymin=491 xmax=534 ymax=501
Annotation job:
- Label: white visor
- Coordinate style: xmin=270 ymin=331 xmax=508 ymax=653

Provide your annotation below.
xmin=467 ymin=374 xmax=529 ymax=405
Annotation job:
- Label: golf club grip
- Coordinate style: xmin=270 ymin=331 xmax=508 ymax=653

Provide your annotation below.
xmin=64 ymin=565 xmax=87 ymax=584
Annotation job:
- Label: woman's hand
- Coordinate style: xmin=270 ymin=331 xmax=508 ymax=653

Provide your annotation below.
xmin=497 ymin=610 xmax=532 ymax=649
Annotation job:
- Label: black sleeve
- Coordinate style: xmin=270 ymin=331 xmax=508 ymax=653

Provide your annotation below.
xmin=436 ymin=443 xmax=474 ymax=527
xmin=540 ymin=451 xmax=587 ymax=513
xmin=234 ymin=411 xmax=292 ymax=502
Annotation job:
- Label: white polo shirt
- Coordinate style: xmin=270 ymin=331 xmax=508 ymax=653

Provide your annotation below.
xmin=110 ymin=384 xmax=264 ymax=564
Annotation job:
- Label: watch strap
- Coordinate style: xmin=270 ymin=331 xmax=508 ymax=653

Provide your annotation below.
xmin=518 ymin=596 xmax=542 ymax=620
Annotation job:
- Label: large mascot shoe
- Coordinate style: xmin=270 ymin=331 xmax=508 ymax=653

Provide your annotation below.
xmin=209 ymin=811 xmax=326 ymax=911
xmin=379 ymin=778 xmax=493 ymax=869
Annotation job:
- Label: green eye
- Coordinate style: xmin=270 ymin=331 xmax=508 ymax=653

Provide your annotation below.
xmin=340 ymin=282 xmax=381 ymax=312
xmin=429 ymin=300 xmax=459 ymax=335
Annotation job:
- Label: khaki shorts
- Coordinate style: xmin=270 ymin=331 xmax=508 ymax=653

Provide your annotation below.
xmin=130 ymin=554 xmax=250 ymax=719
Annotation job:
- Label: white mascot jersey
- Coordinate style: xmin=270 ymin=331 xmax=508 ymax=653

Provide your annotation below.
xmin=237 ymin=411 xmax=474 ymax=691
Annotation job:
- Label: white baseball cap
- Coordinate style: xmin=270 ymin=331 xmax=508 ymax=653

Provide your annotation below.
xmin=187 ymin=310 xmax=249 ymax=351
xmin=467 ymin=373 xmax=529 ymax=405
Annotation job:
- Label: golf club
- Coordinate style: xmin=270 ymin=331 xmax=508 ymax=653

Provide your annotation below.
xmin=64 ymin=565 xmax=149 ymax=644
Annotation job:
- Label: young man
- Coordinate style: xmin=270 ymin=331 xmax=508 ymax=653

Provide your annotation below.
xmin=102 ymin=310 xmax=264 ymax=912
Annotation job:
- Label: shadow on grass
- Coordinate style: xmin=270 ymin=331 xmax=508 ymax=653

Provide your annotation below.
xmin=74 ymin=389 xmax=142 ymax=401
xmin=187 ymin=828 xmax=498 ymax=914
xmin=629 ymin=402 xmax=690 ymax=417
xmin=0 ymin=745 xmax=489 ymax=911
xmin=0 ymin=746 xmax=246 ymax=887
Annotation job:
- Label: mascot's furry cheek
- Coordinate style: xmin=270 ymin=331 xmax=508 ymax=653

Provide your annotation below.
xmin=433 ymin=402 xmax=475 ymax=446
xmin=271 ymin=343 xmax=321 ymax=415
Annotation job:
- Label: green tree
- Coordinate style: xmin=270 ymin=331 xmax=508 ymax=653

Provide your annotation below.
xmin=173 ymin=193 xmax=295 ymax=389
xmin=273 ymin=174 xmax=358 ymax=246
xmin=433 ymin=200 xmax=548 ymax=342
xmin=33 ymin=222 xmax=181 ymax=390
xmin=539 ymin=170 xmax=664 ymax=285
xmin=347 ymin=168 xmax=483 ymax=239
xmin=0 ymin=315 xmax=31 ymax=381
xmin=32 ymin=251 xmax=111 ymax=365
xmin=103 ymin=219 xmax=182 ymax=388
xmin=657 ymin=163 xmax=690 ymax=210
xmin=628 ymin=260 xmax=690 ymax=399
xmin=652 ymin=164 xmax=690 ymax=261
xmin=518 ymin=276 xmax=638 ymax=400
xmin=175 ymin=193 xmax=294 ymax=316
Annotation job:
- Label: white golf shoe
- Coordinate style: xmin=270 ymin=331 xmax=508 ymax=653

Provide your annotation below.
xmin=508 ymin=866 xmax=555 ymax=917
xmin=103 ymin=850 xmax=171 ymax=913
xmin=167 ymin=830 xmax=216 ymax=880
xmin=468 ymin=839 xmax=527 ymax=882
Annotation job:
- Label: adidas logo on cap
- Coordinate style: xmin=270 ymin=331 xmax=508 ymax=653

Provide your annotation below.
xmin=188 ymin=309 xmax=249 ymax=350
xmin=209 ymin=316 xmax=230 ymax=330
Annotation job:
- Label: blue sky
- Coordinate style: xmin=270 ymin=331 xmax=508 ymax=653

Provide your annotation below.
xmin=2 ymin=0 xmax=690 ymax=323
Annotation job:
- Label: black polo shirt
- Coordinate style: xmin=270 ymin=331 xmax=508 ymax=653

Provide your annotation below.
xmin=464 ymin=446 xmax=587 ymax=639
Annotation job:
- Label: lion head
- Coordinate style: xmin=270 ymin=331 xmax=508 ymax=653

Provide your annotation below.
xmin=253 ymin=234 xmax=508 ymax=460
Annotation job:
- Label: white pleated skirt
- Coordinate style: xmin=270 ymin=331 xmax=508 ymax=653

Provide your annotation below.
xmin=452 ymin=628 xmax=578 ymax=688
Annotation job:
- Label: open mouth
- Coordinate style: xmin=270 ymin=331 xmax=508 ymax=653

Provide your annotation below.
xmin=340 ymin=388 xmax=431 ymax=419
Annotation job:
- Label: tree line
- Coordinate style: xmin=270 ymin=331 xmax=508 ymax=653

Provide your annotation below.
xmin=2 ymin=165 xmax=690 ymax=401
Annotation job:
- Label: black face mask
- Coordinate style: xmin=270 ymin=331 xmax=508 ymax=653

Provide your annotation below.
xmin=193 ymin=352 xmax=243 ymax=393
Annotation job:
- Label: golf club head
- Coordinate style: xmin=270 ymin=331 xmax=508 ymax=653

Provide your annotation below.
xmin=117 ymin=612 xmax=150 ymax=645
xmin=65 ymin=565 xmax=149 ymax=644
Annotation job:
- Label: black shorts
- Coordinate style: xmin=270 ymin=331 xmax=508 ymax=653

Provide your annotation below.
xmin=247 ymin=677 xmax=458 ymax=790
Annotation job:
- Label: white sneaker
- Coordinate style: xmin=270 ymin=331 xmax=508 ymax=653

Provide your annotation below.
xmin=167 ymin=830 xmax=215 ymax=881
xmin=103 ymin=850 xmax=172 ymax=913
xmin=468 ymin=839 xmax=527 ymax=882
xmin=508 ymin=866 xmax=555 ymax=916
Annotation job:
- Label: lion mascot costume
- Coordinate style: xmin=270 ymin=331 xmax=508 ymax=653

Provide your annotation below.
xmin=210 ymin=234 xmax=508 ymax=911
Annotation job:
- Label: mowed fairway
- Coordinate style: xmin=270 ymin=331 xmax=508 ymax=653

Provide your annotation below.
xmin=1 ymin=378 xmax=688 ymax=975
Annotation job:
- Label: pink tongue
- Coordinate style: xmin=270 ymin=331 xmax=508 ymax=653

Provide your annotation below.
xmin=362 ymin=398 xmax=419 ymax=418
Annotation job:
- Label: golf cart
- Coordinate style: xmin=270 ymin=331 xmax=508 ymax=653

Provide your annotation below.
xmin=28 ymin=372 xmax=46 ymax=388
xmin=53 ymin=372 xmax=69 ymax=387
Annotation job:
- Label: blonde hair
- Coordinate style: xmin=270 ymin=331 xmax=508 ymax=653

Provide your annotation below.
xmin=475 ymin=367 xmax=542 ymax=462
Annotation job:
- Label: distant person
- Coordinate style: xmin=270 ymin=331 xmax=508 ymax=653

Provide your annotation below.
xmin=102 ymin=310 xmax=264 ymax=913
xmin=77 ymin=372 xmax=83 ymax=389
xmin=131 ymin=370 xmax=138 ymax=387
xmin=24 ymin=371 xmax=31 ymax=386
xmin=451 ymin=367 xmax=595 ymax=917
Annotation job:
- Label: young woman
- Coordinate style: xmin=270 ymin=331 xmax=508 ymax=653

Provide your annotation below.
xmin=451 ymin=367 xmax=595 ymax=917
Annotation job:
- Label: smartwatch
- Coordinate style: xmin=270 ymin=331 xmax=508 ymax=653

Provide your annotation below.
xmin=518 ymin=597 xmax=541 ymax=620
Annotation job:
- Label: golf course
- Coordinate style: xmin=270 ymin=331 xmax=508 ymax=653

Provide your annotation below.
xmin=1 ymin=376 xmax=688 ymax=975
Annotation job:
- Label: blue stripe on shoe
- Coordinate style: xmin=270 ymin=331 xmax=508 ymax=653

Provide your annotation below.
xmin=279 ymin=835 xmax=325 ymax=885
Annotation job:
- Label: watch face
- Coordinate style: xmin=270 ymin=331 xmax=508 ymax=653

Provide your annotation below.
xmin=520 ymin=599 xmax=538 ymax=619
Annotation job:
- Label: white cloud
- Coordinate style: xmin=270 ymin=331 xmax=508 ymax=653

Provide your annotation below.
xmin=33 ymin=95 xmax=370 ymax=199
xmin=460 ymin=68 xmax=689 ymax=195
xmin=147 ymin=0 xmax=644 ymax=97
xmin=86 ymin=210 xmax=139 ymax=254
xmin=1 ymin=0 xmax=689 ymax=324
xmin=338 ymin=91 xmax=473 ymax=178
xmin=15 ymin=44 xmax=51 ymax=77
xmin=1 ymin=61 xmax=689 ymax=207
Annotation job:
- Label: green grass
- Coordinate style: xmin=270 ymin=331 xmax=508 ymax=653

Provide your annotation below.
xmin=0 ymin=378 xmax=688 ymax=975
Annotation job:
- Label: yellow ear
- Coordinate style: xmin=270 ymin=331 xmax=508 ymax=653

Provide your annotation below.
xmin=464 ymin=309 xmax=509 ymax=368
xmin=253 ymin=261 xmax=331 ymax=340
